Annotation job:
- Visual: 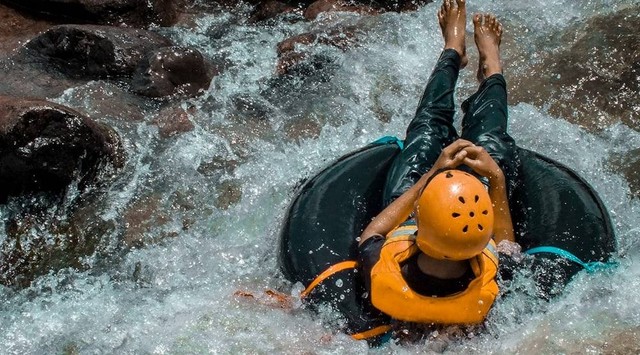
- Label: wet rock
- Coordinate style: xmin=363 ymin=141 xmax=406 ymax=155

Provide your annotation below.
xmin=277 ymin=52 xmax=339 ymax=78
xmin=132 ymin=46 xmax=215 ymax=98
xmin=122 ymin=194 xmax=171 ymax=248
xmin=151 ymin=104 xmax=196 ymax=138
xmin=0 ymin=193 xmax=116 ymax=287
xmin=0 ymin=57 xmax=81 ymax=99
xmin=276 ymin=26 xmax=358 ymax=75
xmin=215 ymin=179 xmax=242 ymax=210
xmin=0 ymin=0 xmax=183 ymax=27
xmin=607 ymin=148 xmax=640 ymax=199
xmin=21 ymin=24 xmax=173 ymax=79
xmin=277 ymin=25 xmax=358 ymax=54
xmin=509 ymin=7 xmax=640 ymax=131
xmin=303 ymin=0 xmax=379 ymax=21
xmin=382 ymin=0 xmax=432 ymax=12
xmin=230 ymin=94 xmax=274 ymax=121
xmin=0 ymin=3 xmax=54 ymax=55
xmin=197 ymin=156 xmax=239 ymax=178
xmin=284 ymin=116 xmax=322 ymax=142
xmin=0 ymin=96 xmax=125 ymax=202
xmin=602 ymin=326 xmax=640 ymax=354
xmin=279 ymin=0 xmax=430 ymax=12
xmin=55 ymin=81 xmax=149 ymax=122
xmin=248 ymin=1 xmax=298 ymax=23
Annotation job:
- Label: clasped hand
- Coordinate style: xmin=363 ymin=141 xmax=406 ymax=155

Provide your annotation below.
xmin=432 ymin=139 xmax=503 ymax=181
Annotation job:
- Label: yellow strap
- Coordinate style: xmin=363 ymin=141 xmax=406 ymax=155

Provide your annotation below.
xmin=300 ymin=260 xmax=358 ymax=299
xmin=351 ymin=325 xmax=392 ymax=340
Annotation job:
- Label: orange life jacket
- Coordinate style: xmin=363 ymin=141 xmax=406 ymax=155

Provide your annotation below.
xmin=370 ymin=223 xmax=499 ymax=324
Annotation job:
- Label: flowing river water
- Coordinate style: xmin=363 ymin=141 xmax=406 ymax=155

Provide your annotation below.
xmin=1 ymin=0 xmax=639 ymax=353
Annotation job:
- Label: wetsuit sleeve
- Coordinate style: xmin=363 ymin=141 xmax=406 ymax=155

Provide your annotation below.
xmin=358 ymin=235 xmax=385 ymax=293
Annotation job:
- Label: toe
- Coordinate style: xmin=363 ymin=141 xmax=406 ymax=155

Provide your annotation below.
xmin=484 ymin=14 xmax=492 ymax=26
xmin=473 ymin=13 xmax=481 ymax=26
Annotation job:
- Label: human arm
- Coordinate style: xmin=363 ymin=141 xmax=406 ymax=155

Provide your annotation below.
xmin=461 ymin=146 xmax=515 ymax=243
xmin=358 ymin=139 xmax=474 ymax=246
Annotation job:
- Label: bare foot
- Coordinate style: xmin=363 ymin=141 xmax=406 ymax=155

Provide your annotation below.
xmin=473 ymin=13 xmax=503 ymax=81
xmin=438 ymin=0 xmax=468 ymax=68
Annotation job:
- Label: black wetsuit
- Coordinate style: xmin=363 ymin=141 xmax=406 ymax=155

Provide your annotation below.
xmin=383 ymin=48 xmax=520 ymax=204
xmin=358 ymin=48 xmax=520 ymax=317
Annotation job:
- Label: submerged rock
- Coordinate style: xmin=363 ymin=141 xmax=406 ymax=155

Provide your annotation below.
xmin=276 ymin=25 xmax=359 ymax=75
xmin=248 ymin=0 xmax=429 ymax=23
xmin=0 ymin=192 xmax=117 ymax=287
xmin=0 ymin=96 xmax=125 ymax=202
xmin=509 ymin=6 xmax=640 ymax=131
xmin=607 ymin=148 xmax=640 ymax=199
xmin=132 ymin=46 xmax=215 ymax=98
xmin=21 ymin=24 xmax=173 ymax=79
xmin=271 ymin=0 xmax=430 ymax=12
xmin=248 ymin=0 xmax=298 ymax=23
xmin=0 ymin=0 xmax=183 ymax=27
xmin=151 ymin=104 xmax=196 ymax=138
xmin=122 ymin=194 xmax=172 ymax=248
xmin=303 ymin=0 xmax=380 ymax=20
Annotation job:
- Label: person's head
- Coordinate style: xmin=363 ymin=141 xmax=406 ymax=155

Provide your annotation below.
xmin=414 ymin=170 xmax=494 ymax=260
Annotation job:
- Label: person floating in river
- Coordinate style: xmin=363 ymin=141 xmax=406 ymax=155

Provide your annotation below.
xmin=357 ymin=0 xmax=521 ymax=330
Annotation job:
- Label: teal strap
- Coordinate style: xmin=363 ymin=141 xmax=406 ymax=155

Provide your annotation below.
xmin=378 ymin=331 xmax=392 ymax=345
xmin=372 ymin=136 xmax=404 ymax=150
xmin=525 ymin=246 xmax=617 ymax=273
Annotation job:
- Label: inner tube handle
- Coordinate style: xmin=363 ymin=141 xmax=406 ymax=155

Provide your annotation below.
xmin=372 ymin=136 xmax=404 ymax=150
xmin=525 ymin=246 xmax=617 ymax=273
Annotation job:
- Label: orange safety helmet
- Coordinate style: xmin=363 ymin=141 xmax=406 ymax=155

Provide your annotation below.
xmin=414 ymin=170 xmax=494 ymax=260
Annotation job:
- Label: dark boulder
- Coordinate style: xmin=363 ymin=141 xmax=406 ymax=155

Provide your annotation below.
xmin=0 ymin=96 xmax=125 ymax=202
xmin=132 ymin=46 xmax=215 ymax=98
xmin=0 ymin=0 xmax=183 ymax=27
xmin=21 ymin=24 xmax=172 ymax=79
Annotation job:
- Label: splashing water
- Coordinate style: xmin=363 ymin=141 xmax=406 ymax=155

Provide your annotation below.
xmin=1 ymin=0 xmax=639 ymax=353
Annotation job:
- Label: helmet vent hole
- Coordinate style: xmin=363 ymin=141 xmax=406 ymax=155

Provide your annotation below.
xmin=482 ymin=210 xmax=489 ymax=215
xmin=462 ymin=225 xmax=468 ymax=233
xmin=474 ymin=195 xmax=479 ymax=202
xmin=452 ymin=212 xmax=460 ymax=218
xmin=458 ymin=196 xmax=465 ymax=204
xmin=470 ymin=212 xmax=475 ymax=217
xmin=446 ymin=172 xmax=453 ymax=178
xmin=478 ymin=224 xmax=483 ymax=231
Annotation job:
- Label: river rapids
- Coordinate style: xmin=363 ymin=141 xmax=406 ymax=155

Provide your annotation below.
xmin=1 ymin=0 xmax=639 ymax=353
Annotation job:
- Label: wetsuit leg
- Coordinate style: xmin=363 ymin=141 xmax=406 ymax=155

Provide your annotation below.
xmin=382 ymin=49 xmax=461 ymax=206
xmin=460 ymin=73 xmax=520 ymax=197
